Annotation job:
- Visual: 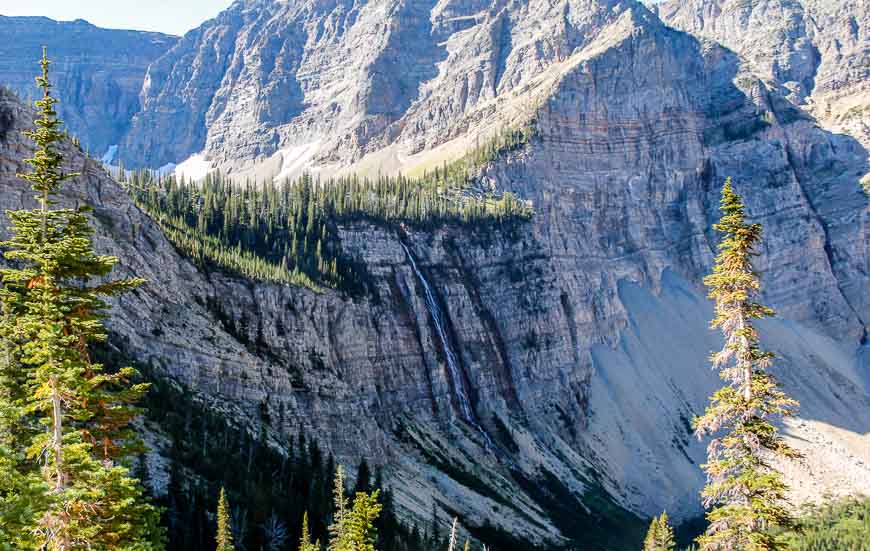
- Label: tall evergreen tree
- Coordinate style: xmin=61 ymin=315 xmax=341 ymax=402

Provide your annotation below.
xmin=430 ymin=502 xmax=441 ymax=548
xmin=643 ymin=512 xmax=675 ymax=551
xmin=216 ymin=487 xmax=235 ymax=551
xmin=447 ymin=518 xmax=458 ymax=551
xmin=299 ymin=511 xmax=318 ymax=551
xmin=644 ymin=516 xmax=659 ymax=550
xmin=327 ymin=466 xmax=382 ymax=551
xmin=354 ymin=458 xmax=372 ymax=495
xmin=343 ymin=491 xmax=382 ymax=551
xmin=328 ymin=465 xmax=349 ymax=550
xmin=694 ymin=179 xmax=801 ymax=550
xmin=0 ymin=48 xmax=161 ymax=550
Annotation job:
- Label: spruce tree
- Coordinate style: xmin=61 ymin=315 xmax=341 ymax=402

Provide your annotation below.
xmin=328 ymin=465 xmax=349 ymax=551
xmin=0 ymin=308 xmax=45 ymax=549
xmin=643 ymin=512 xmax=675 ymax=551
xmin=354 ymin=458 xmax=372 ymax=495
xmin=448 ymin=518 xmax=458 ymax=551
xmin=216 ymin=487 xmax=235 ymax=551
xmin=0 ymin=48 xmax=161 ymax=550
xmin=299 ymin=511 xmax=318 ymax=551
xmin=328 ymin=466 xmax=382 ymax=551
xmin=694 ymin=179 xmax=800 ymax=550
xmin=343 ymin=491 xmax=382 ymax=551
xmin=644 ymin=516 xmax=659 ymax=550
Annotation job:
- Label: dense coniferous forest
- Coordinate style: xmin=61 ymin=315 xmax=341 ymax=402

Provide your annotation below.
xmin=93 ymin=342 xmax=433 ymax=551
xmin=777 ymin=496 xmax=870 ymax=550
xmin=4 ymin=47 xmax=868 ymax=551
xmin=123 ymin=126 xmax=534 ymax=293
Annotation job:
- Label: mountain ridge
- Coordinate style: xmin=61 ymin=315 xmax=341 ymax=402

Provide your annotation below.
xmin=0 ymin=15 xmax=177 ymax=156
xmin=1 ymin=1 xmax=869 ymax=548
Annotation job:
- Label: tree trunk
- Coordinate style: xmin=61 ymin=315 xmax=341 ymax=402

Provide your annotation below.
xmin=737 ymin=315 xmax=752 ymax=402
xmin=50 ymin=375 xmax=64 ymax=493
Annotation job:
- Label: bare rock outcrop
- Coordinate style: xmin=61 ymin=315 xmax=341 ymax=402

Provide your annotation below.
xmin=1 ymin=1 xmax=869 ymax=547
xmin=0 ymin=16 xmax=177 ymax=158
xmin=653 ymin=0 xmax=870 ymax=147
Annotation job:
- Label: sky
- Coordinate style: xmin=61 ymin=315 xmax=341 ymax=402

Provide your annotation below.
xmin=0 ymin=0 xmax=234 ymax=36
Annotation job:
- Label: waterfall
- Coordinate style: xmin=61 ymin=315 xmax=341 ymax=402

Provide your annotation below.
xmin=401 ymin=243 xmax=494 ymax=450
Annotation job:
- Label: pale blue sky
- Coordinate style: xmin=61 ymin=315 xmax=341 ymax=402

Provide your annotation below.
xmin=0 ymin=0 xmax=234 ymax=36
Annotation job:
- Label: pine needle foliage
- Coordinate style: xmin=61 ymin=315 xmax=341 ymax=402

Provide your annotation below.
xmin=0 ymin=49 xmax=162 ymax=550
xmin=448 ymin=518 xmax=458 ymax=551
xmin=343 ymin=491 xmax=382 ymax=551
xmin=299 ymin=511 xmax=319 ymax=551
xmin=216 ymin=487 xmax=235 ymax=551
xmin=776 ymin=496 xmax=870 ymax=550
xmin=327 ymin=465 xmax=383 ymax=551
xmin=643 ymin=512 xmax=675 ymax=551
xmin=694 ymin=178 xmax=800 ymax=551
xmin=329 ymin=465 xmax=349 ymax=549
xmin=0 ymin=48 xmax=162 ymax=551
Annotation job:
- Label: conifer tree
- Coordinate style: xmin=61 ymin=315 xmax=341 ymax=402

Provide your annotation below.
xmin=694 ymin=179 xmax=800 ymax=550
xmin=0 ymin=309 xmax=44 ymax=548
xmin=328 ymin=465 xmax=349 ymax=550
xmin=216 ymin=487 xmax=235 ymax=551
xmin=354 ymin=458 xmax=372 ymax=495
xmin=644 ymin=516 xmax=659 ymax=550
xmin=643 ymin=512 xmax=675 ymax=551
xmin=448 ymin=518 xmax=458 ymax=551
xmin=327 ymin=465 xmax=382 ymax=551
xmin=343 ymin=491 xmax=382 ymax=551
xmin=0 ymin=48 xmax=161 ymax=550
xmin=299 ymin=511 xmax=318 ymax=551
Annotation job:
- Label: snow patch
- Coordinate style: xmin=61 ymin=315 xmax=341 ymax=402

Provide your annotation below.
xmin=274 ymin=141 xmax=321 ymax=182
xmin=101 ymin=145 xmax=118 ymax=165
xmin=174 ymin=153 xmax=213 ymax=182
xmin=157 ymin=163 xmax=177 ymax=177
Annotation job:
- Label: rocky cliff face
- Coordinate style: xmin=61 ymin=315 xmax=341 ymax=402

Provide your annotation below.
xmin=652 ymin=0 xmax=870 ymax=148
xmin=119 ymin=0 xmax=679 ymax=175
xmin=0 ymin=16 xmax=176 ymax=158
xmin=2 ymin=1 xmax=870 ymax=548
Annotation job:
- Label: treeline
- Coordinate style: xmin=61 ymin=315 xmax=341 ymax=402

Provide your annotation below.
xmin=122 ymin=126 xmax=533 ymax=293
xmin=95 ymin=342 xmax=419 ymax=551
xmin=777 ymin=496 xmax=870 ymax=550
xmin=0 ymin=49 xmax=469 ymax=551
xmin=0 ymin=50 xmax=163 ymax=548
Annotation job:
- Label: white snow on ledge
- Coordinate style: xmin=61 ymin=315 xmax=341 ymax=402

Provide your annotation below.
xmin=274 ymin=140 xmax=321 ymax=182
xmin=174 ymin=153 xmax=213 ymax=182
xmin=101 ymin=145 xmax=118 ymax=165
xmin=156 ymin=162 xmax=177 ymax=177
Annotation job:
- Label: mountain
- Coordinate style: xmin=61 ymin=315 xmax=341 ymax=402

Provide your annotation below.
xmin=652 ymin=0 xmax=870 ymax=148
xmin=118 ymin=0 xmax=683 ymax=176
xmin=0 ymin=15 xmax=177 ymax=158
xmin=2 ymin=1 xmax=869 ymax=548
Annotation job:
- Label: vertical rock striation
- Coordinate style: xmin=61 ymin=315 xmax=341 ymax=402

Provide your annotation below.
xmin=0 ymin=16 xmax=177 ymax=158
xmin=1 ymin=0 xmax=869 ymax=547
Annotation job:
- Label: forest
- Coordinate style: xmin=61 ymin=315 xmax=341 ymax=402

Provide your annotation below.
xmin=122 ymin=126 xmax=534 ymax=294
xmin=2 ymin=50 xmax=869 ymax=551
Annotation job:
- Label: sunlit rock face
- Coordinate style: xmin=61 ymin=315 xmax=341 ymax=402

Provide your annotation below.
xmin=652 ymin=0 xmax=870 ymax=148
xmin=0 ymin=16 xmax=177 ymax=158
xmin=1 ymin=0 xmax=870 ymax=547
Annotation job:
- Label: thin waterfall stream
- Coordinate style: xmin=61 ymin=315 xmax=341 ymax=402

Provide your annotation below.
xmin=401 ymin=243 xmax=495 ymax=451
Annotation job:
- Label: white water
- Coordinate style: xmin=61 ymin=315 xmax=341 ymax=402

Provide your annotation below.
xmin=401 ymin=243 xmax=494 ymax=450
